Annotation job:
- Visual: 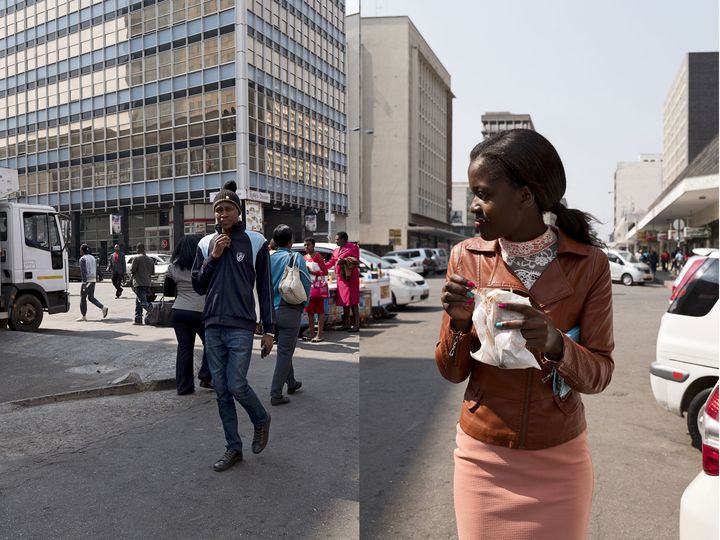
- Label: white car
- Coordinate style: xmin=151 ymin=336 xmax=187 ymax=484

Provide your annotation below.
xmin=361 ymin=249 xmax=429 ymax=307
xmin=605 ymin=249 xmax=654 ymax=286
xmin=679 ymin=382 xmax=718 ymax=539
xmin=382 ymin=254 xmax=424 ymax=274
xmin=122 ymin=253 xmax=170 ymax=292
xmin=385 ymin=248 xmax=438 ymax=276
xmin=650 ymin=250 xmax=719 ymax=448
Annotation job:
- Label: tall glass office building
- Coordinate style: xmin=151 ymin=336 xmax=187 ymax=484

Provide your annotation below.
xmin=0 ymin=0 xmax=346 ymax=257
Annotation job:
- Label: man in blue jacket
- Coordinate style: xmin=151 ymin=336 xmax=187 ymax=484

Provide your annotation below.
xmin=192 ymin=180 xmax=274 ymax=472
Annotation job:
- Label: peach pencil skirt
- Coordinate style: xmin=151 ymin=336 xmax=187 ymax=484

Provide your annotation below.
xmin=454 ymin=424 xmax=594 ymax=540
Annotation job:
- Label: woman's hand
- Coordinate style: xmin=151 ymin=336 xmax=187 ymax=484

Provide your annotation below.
xmin=495 ymin=303 xmax=564 ymax=359
xmin=440 ymin=275 xmax=476 ymax=332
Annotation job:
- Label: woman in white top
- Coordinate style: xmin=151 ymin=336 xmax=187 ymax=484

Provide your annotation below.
xmin=168 ymin=234 xmax=212 ymax=395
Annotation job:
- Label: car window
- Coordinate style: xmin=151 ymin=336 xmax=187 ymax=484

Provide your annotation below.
xmin=607 ymin=254 xmax=620 ymax=264
xmin=668 ymin=258 xmax=718 ymax=317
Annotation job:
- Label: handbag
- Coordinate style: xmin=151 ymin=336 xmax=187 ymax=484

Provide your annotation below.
xmin=163 ymin=274 xmax=177 ymax=297
xmin=310 ymin=275 xmax=329 ymax=299
xmin=279 ymin=253 xmax=308 ymax=304
xmin=144 ymin=298 xmax=174 ymax=326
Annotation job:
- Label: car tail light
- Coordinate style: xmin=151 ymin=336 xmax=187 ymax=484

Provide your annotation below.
xmin=670 ymin=258 xmax=706 ymax=302
xmin=702 ymin=386 xmax=719 ymax=476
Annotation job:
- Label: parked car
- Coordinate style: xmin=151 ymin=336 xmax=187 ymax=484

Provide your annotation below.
xmin=121 ymin=252 xmax=170 ymax=293
xmin=604 ymin=249 xmax=654 ymax=286
xmin=67 ymin=257 xmax=104 ymax=282
xmin=650 ymin=250 xmax=719 ymax=448
xmin=384 ymin=248 xmax=437 ymax=276
xmin=431 ymin=248 xmax=449 ymax=274
xmin=381 ymin=254 xmax=424 ymax=274
xmin=679 ymin=382 xmax=718 ymax=539
xmin=360 ymin=249 xmax=429 ymax=307
xmin=671 ymin=248 xmax=719 ymax=302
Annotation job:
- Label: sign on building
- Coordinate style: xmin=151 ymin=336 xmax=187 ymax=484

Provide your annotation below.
xmin=389 ymin=228 xmax=402 ymax=246
xmin=0 ymin=167 xmax=19 ymax=198
xmin=305 ymin=214 xmax=317 ymax=232
xmin=683 ymin=226 xmax=711 ymax=239
xmin=110 ymin=214 xmax=122 ymax=235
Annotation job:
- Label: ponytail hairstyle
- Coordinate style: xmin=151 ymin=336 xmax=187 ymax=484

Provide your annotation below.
xmin=469 ymin=129 xmax=602 ymax=247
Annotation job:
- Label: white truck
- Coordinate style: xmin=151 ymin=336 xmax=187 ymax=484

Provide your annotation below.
xmin=0 ymin=201 xmax=71 ymax=331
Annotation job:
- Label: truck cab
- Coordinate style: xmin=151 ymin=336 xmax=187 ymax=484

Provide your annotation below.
xmin=0 ymin=201 xmax=70 ymax=331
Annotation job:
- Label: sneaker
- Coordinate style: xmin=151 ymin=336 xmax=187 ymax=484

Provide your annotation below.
xmin=212 ymin=449 xmax=243 ymax=472
xmin=251 ymin=415 xmax=271 ymax=454
xmin=287 ymin=381 xmax=302 ymax=395
xmin=271 ymin=396 xmax=290 ymax=406
xmin=199 ymin=380 xmax=214 ymax=390
xmin=76 ymin=316 xmax=87 ymax=322
xmin=133 ymin=320 xmax=143 ymax=325
xmin=102 ymin=306 xmax=109 ymax=319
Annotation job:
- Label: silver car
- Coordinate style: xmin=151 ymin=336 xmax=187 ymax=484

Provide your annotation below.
xmin=605 ymin=249 xmax=654 ymax=286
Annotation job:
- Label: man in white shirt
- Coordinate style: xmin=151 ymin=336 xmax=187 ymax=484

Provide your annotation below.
xmin=77 ymin=244 xmax=109 ymax=322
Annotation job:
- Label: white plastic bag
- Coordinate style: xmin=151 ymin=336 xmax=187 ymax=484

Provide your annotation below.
xmin=470 ymin=289 xmax=541 ymax=370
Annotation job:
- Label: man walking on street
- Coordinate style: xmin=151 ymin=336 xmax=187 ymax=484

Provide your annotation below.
xmin=77 ymin=244 xmax=109 ymax=322
xmin=192 ymin=180 xmax=274 ymax=472
xmin=106 ymin=244 xmax=127 ymax=298
xmin=131 ymin=243 xmax=154 ymax=325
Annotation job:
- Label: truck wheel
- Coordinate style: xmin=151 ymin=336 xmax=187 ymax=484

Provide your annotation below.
xmin=687 ymin=387 xmax=712 ymax=450
xmin=9 ymin=295 xmax=44 ymax=332
xmin=621 ymin=273 xmax=634 ymax=286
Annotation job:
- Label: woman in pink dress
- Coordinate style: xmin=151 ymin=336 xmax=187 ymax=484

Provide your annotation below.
xmin=326 ymin=231 xmax=361 ymax=332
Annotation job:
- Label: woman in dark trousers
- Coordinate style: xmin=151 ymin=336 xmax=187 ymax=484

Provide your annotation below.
xmin=168 ymin=234 xmax=212 ymax=395
xmin=268 ymin=225 xmax=311 ymax=405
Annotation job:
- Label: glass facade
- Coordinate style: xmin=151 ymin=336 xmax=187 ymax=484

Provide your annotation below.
xmin=0 ymin=0 xmax=346 ymax=249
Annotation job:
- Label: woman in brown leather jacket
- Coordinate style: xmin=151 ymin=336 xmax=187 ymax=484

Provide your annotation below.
xmin=437 ymin=129 xmax=614 ymax=540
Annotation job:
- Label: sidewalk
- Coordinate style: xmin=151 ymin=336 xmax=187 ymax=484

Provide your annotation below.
xmin=0 ymin=282 xmax=359 ymax=538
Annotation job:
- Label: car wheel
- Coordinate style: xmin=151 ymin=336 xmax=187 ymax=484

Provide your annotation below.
xmin=687 ymin=387 xmax=713 ymax=450
xmin=621 ymin=273 xmax=634 ymax=286
xmin=9 ymin=294 xmax=43 ymax=331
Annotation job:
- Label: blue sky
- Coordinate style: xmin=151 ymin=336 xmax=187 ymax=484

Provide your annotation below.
xmin=346 ymin=1 xmax=718 ymax=237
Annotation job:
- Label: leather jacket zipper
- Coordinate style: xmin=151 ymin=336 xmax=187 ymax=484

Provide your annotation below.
xmin=448 ymin=331 xmax=463 ymax=366
xmin=518 ymin=368 xmax=534 ymax=449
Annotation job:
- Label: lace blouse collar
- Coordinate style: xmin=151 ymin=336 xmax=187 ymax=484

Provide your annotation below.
xmin=499 ymin=227 xmax=558 ymax=258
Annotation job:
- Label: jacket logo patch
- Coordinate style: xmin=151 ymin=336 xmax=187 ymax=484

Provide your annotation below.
xmin=236 ymin=252 xmax=245 ymax=263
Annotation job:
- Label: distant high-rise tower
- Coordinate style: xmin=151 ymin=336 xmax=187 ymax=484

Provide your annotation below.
xmin=481 ymin=112 xmax=535 ymax=139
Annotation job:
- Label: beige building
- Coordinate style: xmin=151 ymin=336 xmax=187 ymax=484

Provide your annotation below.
xmin=611 ymin=155 xmax=663 ymax=246
xmin=347 ymin=15 xmax=460 ymax=252
xmin=481 ymin=112 xmax=535 ymax=139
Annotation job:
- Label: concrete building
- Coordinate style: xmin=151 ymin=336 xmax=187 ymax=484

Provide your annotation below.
xmin=481 ymin=112 xmax=534 ymax=139
xmin=661 ymin=52 xmax=718 ymax=190
xmin=611 ymin=154 xmax=662 ymax=247
xmin=347 ymin=15 xmax=462 ymax=253
xmin=628 ymin=52 xmax=718 ymax=252
xmin=0 ymin=0 xmax=347 ymax=258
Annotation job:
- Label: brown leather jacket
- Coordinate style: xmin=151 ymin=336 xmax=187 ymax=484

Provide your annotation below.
xmin=435 ymin=227 xmax=614 ymax=450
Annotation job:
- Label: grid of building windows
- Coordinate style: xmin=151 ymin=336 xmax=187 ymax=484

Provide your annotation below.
xmin=0 ymin=0 xmax=347 ymax=252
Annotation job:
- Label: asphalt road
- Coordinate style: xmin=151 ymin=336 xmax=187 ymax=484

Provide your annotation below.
xmin=0 ymin=282 xmax=360 ymax=539
xmin=361 ymin=276 xmax=700 ymax=540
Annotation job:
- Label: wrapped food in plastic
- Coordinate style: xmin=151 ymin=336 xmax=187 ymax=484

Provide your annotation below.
xmin=470 ymin=289 xmax=541 ymax=370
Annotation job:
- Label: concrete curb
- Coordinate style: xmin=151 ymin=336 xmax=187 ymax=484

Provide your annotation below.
xmin=7 ymin=378 xmax=177 ymax=409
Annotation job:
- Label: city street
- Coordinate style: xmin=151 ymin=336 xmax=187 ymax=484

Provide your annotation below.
xmin=361 ymin=275 xmax=700 ymax=540
xmin=0 ymin=276 xmax=704 ymax=539
xmin=0 ymin=282 xmax=359 ymax=539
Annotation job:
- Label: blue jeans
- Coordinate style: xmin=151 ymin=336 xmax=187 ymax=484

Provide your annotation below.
xmin=205 ymin=325 xmax=269 ymax=452
xmin=134 ymin=286 xmax=151 ymax=322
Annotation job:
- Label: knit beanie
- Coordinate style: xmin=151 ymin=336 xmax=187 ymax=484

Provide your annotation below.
xmin=213 ymin=180 xmax=242 ymax=212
